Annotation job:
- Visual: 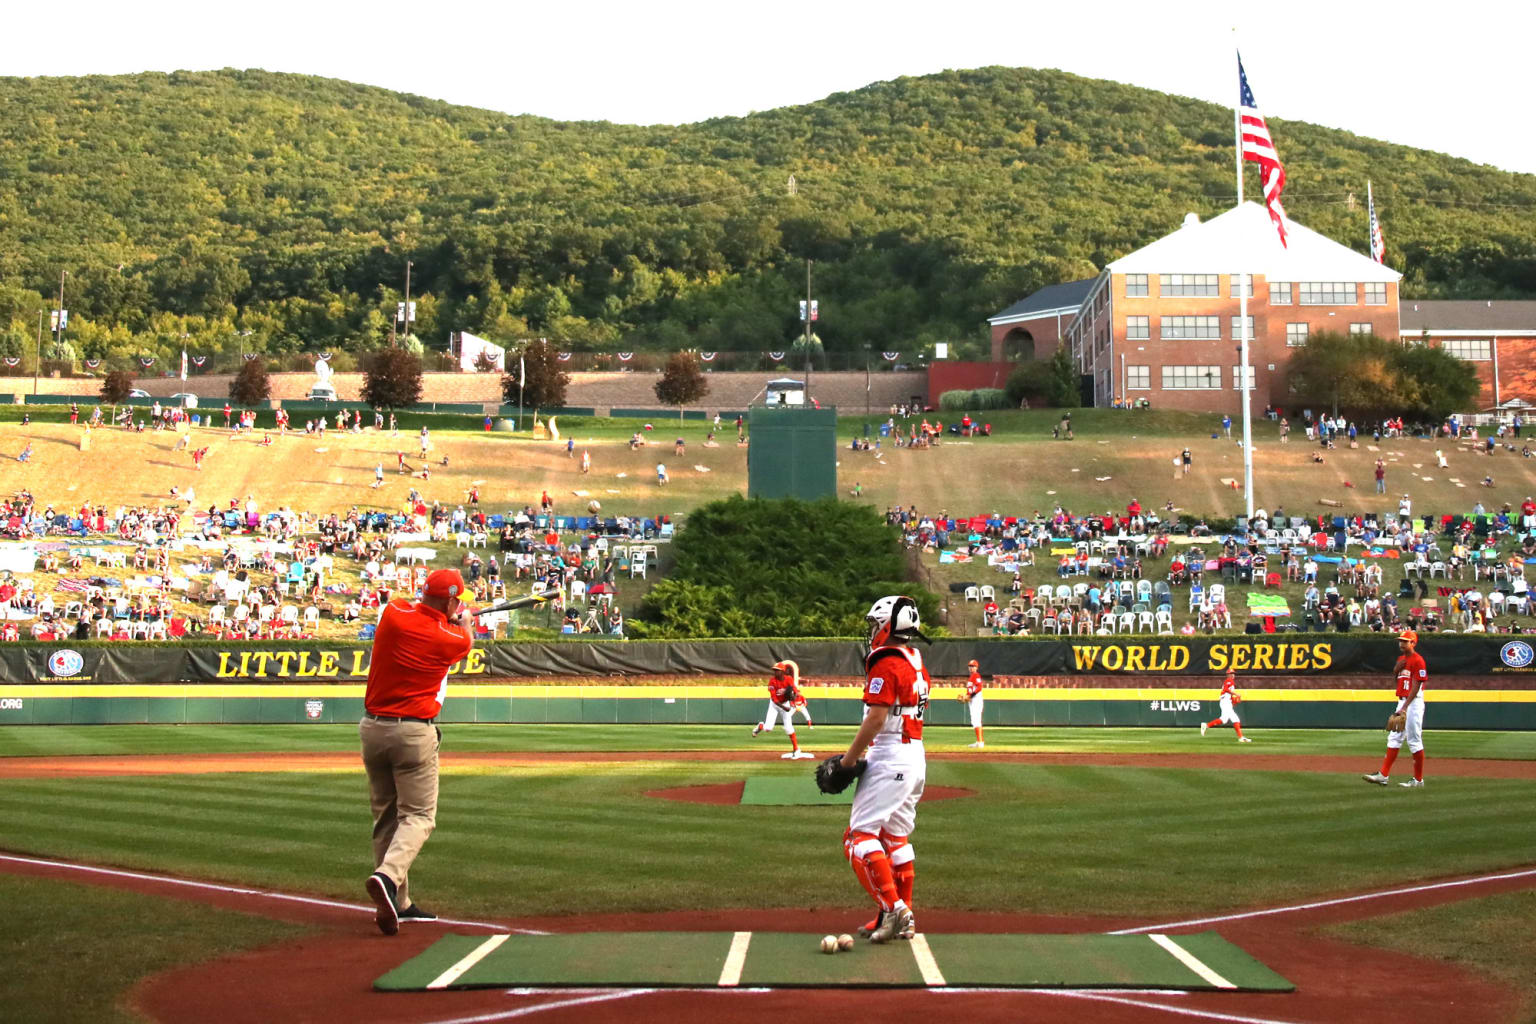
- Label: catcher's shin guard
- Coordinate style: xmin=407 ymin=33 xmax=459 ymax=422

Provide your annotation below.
xmin=881 ymin=831 xmax=915 ymax=907
xmin=844 ymin=830 xmax=898 ymax=910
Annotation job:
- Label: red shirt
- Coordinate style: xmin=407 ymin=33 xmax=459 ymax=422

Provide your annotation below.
xmin=965 ymin=670 xmax=983 ymax=699
xmin=364 ymin=599 xmax=473 ymax=719
xmin=1395 ymin=652 xmax=1428 ymax=700
xmin=864 ymin=646 xmax=930 ymax=743
xmin=768 ymin=677 xmax=800 ymax=706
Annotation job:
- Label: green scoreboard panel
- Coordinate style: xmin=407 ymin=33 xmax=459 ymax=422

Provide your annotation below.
xmin=747 ymin=407 xmax=838 ymax=500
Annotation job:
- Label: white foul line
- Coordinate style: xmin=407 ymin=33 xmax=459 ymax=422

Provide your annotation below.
xmin=1110 ymin=865 xmax=1536 ymax=934
xmin=717 ymin=931 xmax=751 ymax=987
xmin=423 ymin=989 xmax=657 ymax=1024
xmin=0 ymin=852 xmax=546 ymax=934
xmin=1048 ymin=990 xmax=1304 ymax=1024
xmin=1149 ymin=934 xmax=1234 ymax=990
xmin=427 ymin=934 xmax=511 ymax=990
xmin=910 ymin=933 xmax=947 ymax=986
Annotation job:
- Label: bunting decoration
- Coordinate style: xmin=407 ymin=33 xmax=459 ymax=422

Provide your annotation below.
xmin=698 ymin=352 xmax=717 ymax=362
xmin=882 ymin=351 xmax=901 ymax=361
xmin=617 ymin=352 xmax=634 ymax=362
xmin=3 ymin=357 xmax=19 ymax=367
xmin=243 ymin=353 xmax=260 ymax=362
xmin=557 ymin=352 xmax=572 ymax=361
xmin=84 ymin=358 xmax=101 ymax=369
xmin=191 ymin=355 xmax=207 ymax=367
xmin=768 ymin=351 xmax=786 ymax=361
xmin=317 ymin=351 xmax=333 ymax=362
xmin=138 ymin=356 xmax=156 ymax=368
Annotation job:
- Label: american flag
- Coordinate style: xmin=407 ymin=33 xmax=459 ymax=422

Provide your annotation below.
xmin=1238 ymin=56 xmax=1288 ymax=248
xmin=1368 ymin=180 xmax=1386 ymax=263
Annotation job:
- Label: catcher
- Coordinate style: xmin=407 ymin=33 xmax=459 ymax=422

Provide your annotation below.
xmin=751 ymin=660 xmax=813 ymax=760
xmin=1364 ymin=629 xmax=1428 ymax=787
xmin=960 ymin=658 xmax=985 ymax=748
xmin=815 ymin=595 xmax=931 ymax=944
xmin=1199 ymin=669 xmax=1250 ymax=742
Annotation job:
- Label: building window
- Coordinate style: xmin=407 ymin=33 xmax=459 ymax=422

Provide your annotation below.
xmin=1126 ymin=316 xmax=1149 ymax=340
xmin=1161 ymin=365 xmax=1222 ymax=390
xmin=1126 ymin=365 xmax=1150 ymax=390
xmin=1125 ymin=274 xmax=1149 ymax=297
xmin=1349 ymin=322 xmax=1373 ymax=335
xmin=1231 ymin=365 xmax=1256 ymax=391
xmin=1270 ymin=282 xmax=1292 ymax=305
xmin=1442 ymin=339 xmax=1492 ymax=361
xmin=1363 ymin=282 xmax=1387 ymax=305
xmin=1159 ymin=274 xmax=1220 ymax=297
xmin=1230 ymin=316 xmax=1255 ymax=341
xmin=1160 ymin=315 xmax=1221 ymax=340
xmin=1299 ymin=282 xmax=1357 ymax=305
xmin=1286 ymin=323 xmax=1309 ymax=347
xmin=1230 ymin=273 xmax=1253 ymax=298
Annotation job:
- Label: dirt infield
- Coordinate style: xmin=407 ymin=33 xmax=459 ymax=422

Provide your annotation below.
xmin=2 ymin=749 xmax=1534 ymax=779
xmin=1 ymin=851 xmax=1531 ymax=1024
xmin=643 ymin=781 xmax=977 ymax=804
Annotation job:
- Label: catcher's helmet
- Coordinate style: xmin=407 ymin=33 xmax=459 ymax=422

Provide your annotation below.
xmin=866 ymin=595 xmax=926 ymax=651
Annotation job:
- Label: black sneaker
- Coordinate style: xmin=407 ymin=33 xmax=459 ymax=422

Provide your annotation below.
xmin=366 ymin=872 xmax=399 ymax=935
xmin=398 ymin=904 xmax=437 ymax=922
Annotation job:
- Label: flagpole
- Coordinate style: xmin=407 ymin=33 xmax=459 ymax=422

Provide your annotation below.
xmin=1234 ymin=46 xmax=1255 ymax=521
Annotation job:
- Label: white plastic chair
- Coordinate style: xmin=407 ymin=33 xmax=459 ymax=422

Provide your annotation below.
xmin=208 ymin=605 xmax=225 ymax=627
xmin=455 ymin=532 xmax=471 ymax=548
xmin=979 ymin=584 xmax=995 ymax=602
xmin=963 ymin=586 xmax=980 ymax=603
xmin=1430 ymin=561 xmax=1448 ymax=578
xmin=472 ymin=532 xmax=488 ymax=548
xmin=279 ymin=605 xmax=299 ymax=626
xmin=1118 ymin=611 xmax=1136 ymax=633
xmin=630 ymin=552 xmax=648 ymax=579
xmin=303 ymin=605 xmax=320 ymax=625
xmin=1137 ymin=610 xmax=1155 ymax=633
xmin=570 ymin=579 xmax=588 ymax=602
xmin=1155 ymin=610 xmax=1174 ymax=634
xmin=95 ymin=618 xmax=113 ymax=637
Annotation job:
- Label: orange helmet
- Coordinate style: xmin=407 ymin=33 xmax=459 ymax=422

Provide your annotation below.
xmin=967 ymin=659 xmax=979 ymax=668
xmin=1398 ymin=629 xmax=1419 ymax=645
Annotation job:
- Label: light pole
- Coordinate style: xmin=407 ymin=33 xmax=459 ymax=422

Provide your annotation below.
xmin=34 ymin=310 xmax=44 ymax=396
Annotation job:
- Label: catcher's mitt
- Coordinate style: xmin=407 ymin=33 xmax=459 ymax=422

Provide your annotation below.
xmin=815 ymin=756 xmax=866 ymax=795
xmin=1386 ymin=711 xmax=1408 ymax=733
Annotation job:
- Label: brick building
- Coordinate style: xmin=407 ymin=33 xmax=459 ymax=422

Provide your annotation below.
xmin=986 ymin=278 xmax=1095 ymax=363
xmin=1400 ymin=301 xmax=1536 ymax=409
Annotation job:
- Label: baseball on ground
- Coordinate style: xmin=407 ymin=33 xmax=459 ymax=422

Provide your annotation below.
xmin=837 ymin=933 xmax=854 ymax=952
xmin=820 ymin=934 xmax=839 ymax=954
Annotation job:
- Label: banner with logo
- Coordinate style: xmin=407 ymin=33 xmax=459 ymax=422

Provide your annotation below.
xmin=2 ymin=636 xmax=1535 ymax=686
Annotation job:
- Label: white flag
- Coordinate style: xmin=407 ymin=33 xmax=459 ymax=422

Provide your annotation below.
xmin=180 ymin=349 xmax=188 ymax=382
xmin=520 ymin=355 xmax=526 ymax=389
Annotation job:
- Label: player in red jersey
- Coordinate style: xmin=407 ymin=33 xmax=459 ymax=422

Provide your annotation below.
xmin=842 ymin=595 xmax=931 ymax=943
xmin=960 ymin=658 xmax=985 ymax=747
xmin=1200 ymin=670 xmax=1250 ymax=741
xmin=751 ymin=660 xmax=813 ymax=759
xmin=1365 ymin=630 xmax=1427 ymax=787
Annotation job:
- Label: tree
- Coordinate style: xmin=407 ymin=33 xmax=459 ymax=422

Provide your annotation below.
xmin=654 ymin=352 xmax=709 ymax=421
xmin=502 ymin=338 xmax=569 ymax=409
xmin=472 ymin=349 xmax=500 ymax=373
xmin=101 ymin=370 xmax=134 ymax=404
xmin=361 ymin=347 xmax=423 ymax=409
xmin=1285 ymin=332 xmax=1403 ymax=417
xmin=229 ymin=357 xmax=271 ymax=405
xmin=1392 ymin=342 xmax=1481 ymax=421
xmin=1043 ymin=345 xmax=1081 ymax=408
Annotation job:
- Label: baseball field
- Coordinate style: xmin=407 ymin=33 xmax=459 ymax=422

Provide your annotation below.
xmin=3 ymin=723 xmax=1536 ymax=1023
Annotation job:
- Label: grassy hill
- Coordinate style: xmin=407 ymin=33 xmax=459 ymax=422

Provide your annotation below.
xmin=1 ymin=67 xmax=1533 ymax=368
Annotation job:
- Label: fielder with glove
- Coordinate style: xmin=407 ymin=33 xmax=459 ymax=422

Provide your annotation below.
xmin=1199 ymin=670 xmax=1250 ymax=742
xmin=751 ymin=661 xmax=813 ymax=759
xmin=1364 ymin=630 xmax=1428 ymax=788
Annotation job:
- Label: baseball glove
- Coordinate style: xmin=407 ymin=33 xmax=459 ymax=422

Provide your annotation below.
xmin=1386 ymin=711 xmax=1408 ymax=733
xmin=815 ymin=755 xmax=866 ymax=795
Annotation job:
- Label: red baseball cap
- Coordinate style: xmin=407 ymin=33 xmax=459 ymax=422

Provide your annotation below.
xmin=424 ymin=569 xmax=466 ymax=600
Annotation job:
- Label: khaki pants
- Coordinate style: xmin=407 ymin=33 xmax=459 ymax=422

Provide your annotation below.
xmin=359 ymin=716 xmax=439 ymax=910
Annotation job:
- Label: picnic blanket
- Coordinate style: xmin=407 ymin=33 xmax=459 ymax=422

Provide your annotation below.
xmin=1246 ymin=593 xmax=1290 ymax=616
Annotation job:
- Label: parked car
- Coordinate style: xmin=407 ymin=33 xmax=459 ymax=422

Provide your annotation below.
xmin=127 ymin=389 xmax=151 ymax=399
xmin=168 ymin=393 xmax=199 ymax=408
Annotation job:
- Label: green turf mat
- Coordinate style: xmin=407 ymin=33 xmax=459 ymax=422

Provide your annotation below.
xmin=375 ymin=931 xmax=1292 ymax=991
xmin=926 ymin=932 xmax=1293 ymax=991
xmin=739 ymin=776 xmax=853 ymax=806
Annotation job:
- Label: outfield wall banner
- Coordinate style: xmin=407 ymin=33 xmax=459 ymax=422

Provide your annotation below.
xmin=3 ymin=636 xmax=1536 ymax=686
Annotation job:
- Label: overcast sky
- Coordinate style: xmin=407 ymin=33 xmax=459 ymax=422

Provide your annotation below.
xmin=10 ymin=0 xmax=1535 ymax=175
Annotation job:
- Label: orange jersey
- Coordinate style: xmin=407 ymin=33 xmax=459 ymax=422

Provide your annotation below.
xmin=767 ymin=678 xmax=800 ymax=706
xmin=864 ymin=646 xmax=931 ymax=743
xmin=965 ymin=671 xmax=983 ymax=699
xmin=1395 ymin=652 xmax=1428 ymax=700
xmin=364 ymin=599 xmax=473 ymax=719
xmin=1219 ymin=679 xmax=1239 ymax=702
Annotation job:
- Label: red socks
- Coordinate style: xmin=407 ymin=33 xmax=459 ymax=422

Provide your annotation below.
xmin=1381 ymin=747 xmax=1400 ymax=777
xmin=1412 ymin=749 xmax=1424 ymax=781
xmin=845 ymin=831 xmax=898 ymax=910
xmin=974 ymin=727 xmax=984 ymax=742
xmin=1233 ymin=722 xmax=1245 ymax=740
xmin=1206 ymin=719 xmax=1223 ymax=729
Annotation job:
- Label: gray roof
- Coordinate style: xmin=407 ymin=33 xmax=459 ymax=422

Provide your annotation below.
xmin=989 ymin=278 xmax=1097 ymax=323
xmin=1400 ymin=300 xmax=1536 ymax=333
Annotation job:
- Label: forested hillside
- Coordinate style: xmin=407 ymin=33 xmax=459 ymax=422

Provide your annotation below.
xmin=1 ymin=66 xmax=1532 ymax=370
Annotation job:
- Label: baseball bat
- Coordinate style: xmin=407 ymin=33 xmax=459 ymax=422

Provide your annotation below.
xmin=472 ymin=589 xmax=564 ymax=617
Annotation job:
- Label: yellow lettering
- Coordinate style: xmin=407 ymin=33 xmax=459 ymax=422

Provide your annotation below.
xmin=1252 ymin=645 xmax=1275 ymax=671
xmin=250 ymin=652 xmax=273 ymax=677
xmin=1208 ymin=645 xmax=1229 ymax=672
xmin=215 ymin=652 xmax=238 ymax=678
xmin=463 ymin=649 xmax=486 ymax=675
xmin=295 ymin=652 xmax=319 ymax=678
xmin=1167 ymin=645 xmax=1190 ymax=672
xmin=272 ymin=652 xmax=296 ymax=677
xmin=1073 ymin=647 xmax=1100 ymax=671
xmin=317 ymin=651 xmax=341 ymax=677
xmin=1102 ymin=646 xmax=1124 ymax=671
xmin=1145 ymin=645 xmax=1167 ymax=672
xmin=349 ymin=650 xmax=369 ymax=676
xmin=1312 ymin=643 xmax=1332 ymax=671
xmin=1288 ymin=645 xmax=1311 ymax=670
xmin=1125 ymin=647 xmax=1147 ymax=672
xmin=1230 ymin=646 xmax=1251 ymax=671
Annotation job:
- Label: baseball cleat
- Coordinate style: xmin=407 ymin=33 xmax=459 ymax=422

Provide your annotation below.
xmin=968 ymin=741 xmax=984 ymax=748
xmin=1200 ymin=722 xmax=1208 ymax=736
xmin=859 ymin=912 xmax=883 ymax=937
xmin=1363 ymin=772 xmax=1390 ymax=785
xmin=1238 ymin=737 xmax=1252 ymax=743
xmin=1399 ymin=778 xmax=1424 ymax=788
xmin=398 ymin=903 xmax=437 ymax=922
xmin=868 ymin=903 xmax=914 ymax=944
xmin=781 ymin=751 xmax=797 ymax=759
xmin=366 ymin=872 xmax=399 ymax=936
xmin=751 ymin=724 xmax=763 ymax=737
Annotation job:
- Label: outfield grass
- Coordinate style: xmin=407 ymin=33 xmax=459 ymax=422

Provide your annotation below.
xmin=3 ymin=724 xmax=1536 ymax=759
xmin=0 ymin=873 xmax=309 ymax=1024
xmin=1327 ymin=890 xmax=1536 ymax=1024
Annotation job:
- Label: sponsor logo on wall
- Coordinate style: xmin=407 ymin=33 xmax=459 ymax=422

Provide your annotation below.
xmin=0 ymin=698 xmax=23 ymax=710
xmin=43 ymin=649 xmax=89 ymax=682
xmin=1072 ymin=642 xmax=1333 ymax=673
xmin=304 ymin=700 xmax=325 ymax=720
xmin=1498 ymin=640 xmax=1535 ymax=671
